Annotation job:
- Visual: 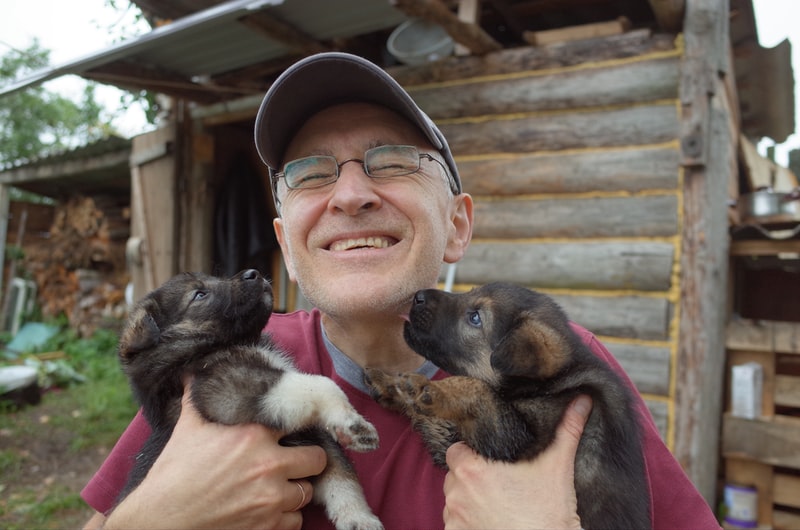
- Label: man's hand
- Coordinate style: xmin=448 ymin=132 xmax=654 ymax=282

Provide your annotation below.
xmin=443 ymin=395 xmax=592 ymax=530
xmin=102 ymin=386 xmax=326 ymax=529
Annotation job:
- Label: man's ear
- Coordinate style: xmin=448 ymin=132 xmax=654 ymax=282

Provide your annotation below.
xmin=273 ymin=218 xmax=297 ymax=282
xmin=118 ymin=301 xmax=162 ymax=360
xmin=490 ymin=316 xmax=571 ymax=380
xmin=444 ymin=193 xmax=474 ymax=264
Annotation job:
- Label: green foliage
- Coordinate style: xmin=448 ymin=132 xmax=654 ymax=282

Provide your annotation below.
xmin=0 ymin=323 xmax=136 ymax=527
xmin=0 ymin=40 xmax=116 ymax=166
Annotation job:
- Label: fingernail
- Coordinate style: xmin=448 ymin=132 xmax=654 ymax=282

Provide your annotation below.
xmin=573 ymin=395 xmax=592 ymax=417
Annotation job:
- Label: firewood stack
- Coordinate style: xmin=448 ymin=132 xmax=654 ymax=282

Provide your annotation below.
xmin=23 ymin=195 xmax=130 ymax=337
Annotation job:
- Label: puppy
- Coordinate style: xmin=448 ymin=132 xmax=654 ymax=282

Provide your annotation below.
xmin=118 ymin=269 xmax=382 ymax=530
xmin=365 ymin=282 xmax=650 ymax=530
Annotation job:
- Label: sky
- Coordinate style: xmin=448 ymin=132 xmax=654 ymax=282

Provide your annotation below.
xmin=0 ymin=0 xmax=799 ymax=165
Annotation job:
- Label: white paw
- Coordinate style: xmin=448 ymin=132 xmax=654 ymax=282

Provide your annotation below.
xmin=326 ymin=410 xmax=379 ymax=452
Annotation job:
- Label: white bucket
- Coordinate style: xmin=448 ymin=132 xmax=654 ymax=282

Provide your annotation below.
xmin=387 ymin=19 xmax=454 ymax=66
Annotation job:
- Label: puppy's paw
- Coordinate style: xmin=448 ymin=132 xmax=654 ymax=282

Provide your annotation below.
xmin=363 ymin=368 xmax=406 ymax=411
xmin=333 ymin=511 xmax=384 ymax=530
xmin=326 ymin=410 xmax=379 ymax=452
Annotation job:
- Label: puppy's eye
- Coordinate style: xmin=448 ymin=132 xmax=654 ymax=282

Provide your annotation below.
xmin=467 ymin=310 xmax=482 ymax=327
xmin=192 ymin=290 xmax=208 ymax=301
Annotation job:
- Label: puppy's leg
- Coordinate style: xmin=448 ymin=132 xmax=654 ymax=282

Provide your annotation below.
xmin=367 ymin=371 xmax=533 ymax=462
xmin=259 ymin=372 xmax=379 ymax=451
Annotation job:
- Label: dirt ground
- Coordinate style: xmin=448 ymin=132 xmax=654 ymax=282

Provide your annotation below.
xmin=0 ymin=397 xmax=113 ymax=528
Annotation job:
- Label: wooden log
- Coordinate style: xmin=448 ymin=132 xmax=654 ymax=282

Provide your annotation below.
xmin=605 ymin=342 xmax=671 ymax=396
xmin=439 ymin=104 xmax=679 ymax=155
xmin=551 ymin=293 xmax=671 ymax=341
xmin=410 ymin=56 xmax=680 ymax=119
xmin=458 ymin=146 xmax=680 ymax=195
xmin=644 ymin=399 xmax=668 ymax=440
xmin=473 ymin=195 xmax=679 ymax=239
xmin=722 ymin=414 xmax=800 ymax=470
xmin=388 ymin=31 xmax=677 ymax=86
xmin=454 ymin=241 xmax=674 ymax=291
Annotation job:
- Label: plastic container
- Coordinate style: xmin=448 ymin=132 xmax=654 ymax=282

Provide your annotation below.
xmin=387 ymin=19 xmax=454 ymax=66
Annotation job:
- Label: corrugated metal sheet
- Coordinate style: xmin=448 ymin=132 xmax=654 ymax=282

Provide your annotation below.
xmin=0 ymin=0 xmax=408 ymax=96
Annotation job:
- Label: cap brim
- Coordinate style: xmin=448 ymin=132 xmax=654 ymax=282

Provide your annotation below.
xmin=254 ymin=52 xmax=460 ymax=193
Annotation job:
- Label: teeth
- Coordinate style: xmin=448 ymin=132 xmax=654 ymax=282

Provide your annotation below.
xmin=331 ymin=237 xmax=392 ymax=251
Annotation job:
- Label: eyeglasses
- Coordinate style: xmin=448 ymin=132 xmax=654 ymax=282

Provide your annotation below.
xmin=271 ymin=144 xmax=455 ymax=194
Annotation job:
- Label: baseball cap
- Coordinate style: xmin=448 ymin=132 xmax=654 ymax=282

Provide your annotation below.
xmin=254 ymin=52 xmax=461 ymax=194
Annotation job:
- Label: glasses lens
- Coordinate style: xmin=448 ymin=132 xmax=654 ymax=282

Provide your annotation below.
xmin=283 ymin=156 xmax=338 ymax=189
xmin=365 ymin=145 xmax=420 ymax=177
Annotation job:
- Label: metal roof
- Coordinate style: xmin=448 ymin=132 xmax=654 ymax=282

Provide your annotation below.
xmin=0 ymin=0 xmax=408 ymax=101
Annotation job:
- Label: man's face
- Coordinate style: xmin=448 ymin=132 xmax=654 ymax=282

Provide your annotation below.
xmin=273 ymin=102 xmax=472 ymax=320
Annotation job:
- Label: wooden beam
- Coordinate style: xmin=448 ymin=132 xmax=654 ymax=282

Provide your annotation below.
xmin=392 ymin=0 xmax=502 ymax=55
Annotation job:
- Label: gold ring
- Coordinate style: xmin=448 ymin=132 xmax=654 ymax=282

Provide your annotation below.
xmin=292 ymin=481 xmax=307 ymax=512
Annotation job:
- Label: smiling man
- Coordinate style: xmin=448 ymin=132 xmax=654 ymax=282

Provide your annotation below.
xmin=82 ymin=52 xmax=719 ymax=530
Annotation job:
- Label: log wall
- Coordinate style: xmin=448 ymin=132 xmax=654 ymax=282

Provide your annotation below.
xmin=390 ymin=32 xmax=686 ymax=442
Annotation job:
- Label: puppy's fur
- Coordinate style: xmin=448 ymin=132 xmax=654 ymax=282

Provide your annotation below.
xmin=118 ymin=269 xmax=382 ymax=530
xmin=366 ymin=282 xmax=650 ymax=530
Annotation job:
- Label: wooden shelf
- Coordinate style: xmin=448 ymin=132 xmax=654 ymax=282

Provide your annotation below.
xmin=724 ymin=319 xmax=800 ymax=529
xmin=730 ymin=239 xmax=800 ymax=256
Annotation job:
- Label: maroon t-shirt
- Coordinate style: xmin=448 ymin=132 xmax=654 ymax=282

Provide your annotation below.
xmin=82 ymin=309 xmax=720 ymax=529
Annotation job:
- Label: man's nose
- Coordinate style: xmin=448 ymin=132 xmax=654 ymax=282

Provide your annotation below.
xmin=328 ymin=160 xmax=381 ymax=214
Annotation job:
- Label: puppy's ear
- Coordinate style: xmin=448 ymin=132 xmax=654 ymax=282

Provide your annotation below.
xmin=118 ymin=301 xmax=161 ymax=360
xmin=490 ymin=316 xmax=571 ymax=380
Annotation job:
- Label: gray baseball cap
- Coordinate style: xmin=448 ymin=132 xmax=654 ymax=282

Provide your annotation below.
xmin=254 ymin=52 xmax=461 ymax=194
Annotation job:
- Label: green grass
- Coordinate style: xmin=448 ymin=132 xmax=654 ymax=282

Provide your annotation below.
xmin=0 ymin=322 xmax=138 ymax=528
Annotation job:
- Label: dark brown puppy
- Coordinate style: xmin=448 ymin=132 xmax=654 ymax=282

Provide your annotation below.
xmin=118 ymin=269 xmax=382 ymax=530
xmin=366 ymin=282 xmax=650 ymax=530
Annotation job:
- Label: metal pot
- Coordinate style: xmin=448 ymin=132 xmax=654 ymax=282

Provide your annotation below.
xmin=738 ymin=187 xmax=800 ymax=221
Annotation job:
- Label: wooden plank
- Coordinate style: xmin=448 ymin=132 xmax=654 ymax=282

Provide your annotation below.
xmin=774 ymin=509 xmax=800 ymax=530
xmin=727 ymin=319 xmax=800 ymax=354
xmin=605 ymin=342 xmax=671 ymax=396
xmin=523 ymin=17 xmax=631 ymax=46
xmin=551 ymin=293 xmax=671 ymax=341
xmin=439 ymin=104 xmax=679 ymax=155
xmin=725 ymin=456 xmax=774 ymax=528
xmin=727 ymin=319 xmax=774 ymax=352
xmin=458 ymin=146 xmax=680 ymax=195
xmin=774 ymin=321 xmax=800 ymax=354
xmin=455 ymin=241 xmax=674 ymax=291
xmin=389 ymin=31 xmax=677 ymax=86
xmin=411 ymin=56 xmax=680 ymax=120
xmin=722 ymin=414 xmax=800 ymax=470
xmin=773 ymin=472 xmax=800 ymax=509
xmin=473 ymin=195 xmax=679 ymax=239
xmin=775 ymin=375 xmax=800 ymax=408
xmin=730 ymin=240 xmax=800 ymax=257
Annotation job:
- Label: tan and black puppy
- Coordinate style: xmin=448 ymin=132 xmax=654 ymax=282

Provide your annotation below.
xmin=366 ymin=282 xmax=650 ymax=530
xmin=118 ymin=269 xmax=382 ymax=530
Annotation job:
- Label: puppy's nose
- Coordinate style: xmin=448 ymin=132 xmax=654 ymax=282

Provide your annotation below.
xmin=242 ymin=269 xmax=260 ymax=280
xmin=413 ymin=290 xmax=427 ymax=305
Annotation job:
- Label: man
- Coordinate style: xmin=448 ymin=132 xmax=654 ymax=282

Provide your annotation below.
xmin=82 ymin=52 xmax=719 ymax=529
